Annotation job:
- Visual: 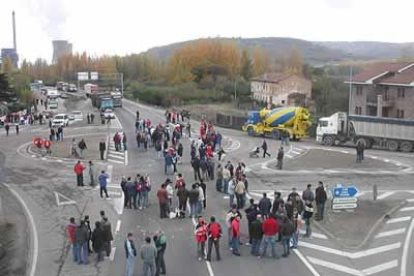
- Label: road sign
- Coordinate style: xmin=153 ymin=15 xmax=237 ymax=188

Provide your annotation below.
xmin=333 ymin=197 xmax=358 ymax=204
xmin=333 ymin=186 xmax=358 ymax=198
xmin=77 ymin=72 xmax=89 ymax=81
xmin=90 ymin=72 xmax=99 ymax=80
xmin=332 ymin=203 xmax=358 ymax=210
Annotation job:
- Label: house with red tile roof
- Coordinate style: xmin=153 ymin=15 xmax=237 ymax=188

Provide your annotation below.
xmin=348 ymin=62 xmax=414 ymax=119
xmin=251 ymin=73 xmax=312 ymax=107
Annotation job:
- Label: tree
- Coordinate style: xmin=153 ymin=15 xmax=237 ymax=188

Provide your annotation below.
xmin=0 ymin=73 xmax=17 ymax=102
xmin=286 ymin=46 xmax=303 ymax=76
xmin=240 ymin=48 xmax=253 ymax=81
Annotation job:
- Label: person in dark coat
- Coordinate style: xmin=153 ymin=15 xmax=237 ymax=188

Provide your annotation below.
xmin=262 ymin=140 xmax=270 ymax=158
xmin=280 ymin=216 xmax=294 ymax=257
xmin=315 ymin=181 xmax=327 ymax=221
xmin=75 ymin=220 xmax=89 ymax=265
xmin=101 ymin=217 xmax=114 ymax=257
xmin=91 ymin=221 xmax=104 ymax=263
xmin=250 ymin=214 xmax=263 ymax=256
xmin=245 ymin=198 xmax=259 ymax=245
xmin=191 ymin=156 xmax=202 ymax=181
xmin=258 ymin=193 xmax=272 ymax=218
xmin=271 ymin=192 xmax=284 ymax=216
xmin=177 ymin=183 xmax=189 ymax=215
xmin=84 ymin=215 xmax=93 ymax=254
xmin=154 ymin=231 xmax=167 ymax=275
xmin=99 ymin=139 xmax=106 ymax=160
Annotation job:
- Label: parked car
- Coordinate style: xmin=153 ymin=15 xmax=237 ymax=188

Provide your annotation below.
xmin=103 ymin=109 xmax=115 ymax=119
xmin=52 ymin=113 xmax=69 ymax=127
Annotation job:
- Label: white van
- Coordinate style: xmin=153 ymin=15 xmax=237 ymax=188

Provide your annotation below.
xmin=47 ymin=90 xmax=60 ymax=99
xmin=52 ymin=114 xmax=69 ymax=127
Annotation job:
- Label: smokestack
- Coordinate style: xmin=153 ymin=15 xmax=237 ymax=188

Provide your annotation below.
xmin=12 ymin=11 xmax=17 ymax=51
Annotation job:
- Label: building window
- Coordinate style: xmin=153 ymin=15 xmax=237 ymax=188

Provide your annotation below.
xmin=355 ymin=106 xmax=362 ymax=115
xmin=384 ymin=87 xmax=390 ymax=101
xmin=356 ymin=86 xmax=363 ymax=96
xmin=397 ymin=88 xmax=405 ymax=98
xmin=397 ymin=109 xmax=405 ymax=118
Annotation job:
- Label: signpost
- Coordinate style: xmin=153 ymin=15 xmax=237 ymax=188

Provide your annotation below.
xmin=332 ymin=184 xmax=358 ymax=210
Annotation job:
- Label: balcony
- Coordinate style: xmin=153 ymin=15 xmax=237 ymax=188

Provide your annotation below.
xmin=366 ymin=95 xmax=394 ymax=107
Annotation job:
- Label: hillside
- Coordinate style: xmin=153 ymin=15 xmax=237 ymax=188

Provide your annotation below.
xmin=146 ymin=37 xmax=414 ymax=65
xmin=146 ymin=37 xmax=349 ymax=65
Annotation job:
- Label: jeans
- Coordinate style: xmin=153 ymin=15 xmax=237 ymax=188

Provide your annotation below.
xmin=216 ymin=179 xmax=223 ymax=192
xmin=305 ymin=218 xmax=312 ymax=237
xmin=251 ymin=238 xmax=262 ymax=256
xmin=207 ymin=238 xmax=221 ymax=261
xmin=90 ymin=174 xmax=95 ymax=186
xmin=123 ymin=142 xmax=127 ymax=151
xmin=125 ymin=255 xmax=135 ymax=276
xmin=222 ymin=179 xmax=229 ymax=193
xmin=229 ymin=194 xmax=235 ymax=208
xmin=262 ymin=235 xmax=278 ymax=258
xmin=190 ymin=203 xmax=198 ymax=217
xmin=156 ymin=249 xmax=166 ymax=274
xmin=143 ymin=261 xmax=156 ymax=276
xmin=128 ymin=192 xmax=137 ymax=208
xmin=197 ymin=242 xmax=206 ymax=259
xmin=291 ymin=232 xmax=298 ymax=248
xmin=76 ymin=242 xmax=89 ymax=264
xmin=72 ymin=243 xmax=78 ymax=262
xmin=232 ymin=237 xmax=240 ymax=255
xmin=282 ymin=235 xmax=291 ymax=255
xmin=317 ymin=202 xmax=325 ymax=218
xmin=100 ymin=186 xmax=109 ymax=198
xmin=140 ymin=191 xmax=149 ymax=208
xmin=133 ymin=192 xmax=139 ymax=209
xmin=197 ymin=201 xmax=203 ymax=215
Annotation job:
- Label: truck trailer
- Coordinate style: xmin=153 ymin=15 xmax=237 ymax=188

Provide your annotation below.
xmin=242 ymin=106 xmax=311 ymax=140
xmin=316 ymin=112 xmax=414 ymax=152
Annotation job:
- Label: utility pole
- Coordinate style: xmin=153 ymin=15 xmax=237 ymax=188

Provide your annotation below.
xmin=348 ymin=53 xmax=353 ymax=114
xmin=234 ymin=79 xmax=237 ymax=107
xmin=120 ymin=72 xmax=124 ymax=95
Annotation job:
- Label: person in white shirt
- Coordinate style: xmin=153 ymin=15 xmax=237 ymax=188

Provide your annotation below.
xmin=197 ymin=183 xmax=205 ymax=215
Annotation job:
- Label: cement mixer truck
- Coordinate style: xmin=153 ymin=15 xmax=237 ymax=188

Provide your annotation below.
xmin=242 ymin=107 xmax=311 ymax=140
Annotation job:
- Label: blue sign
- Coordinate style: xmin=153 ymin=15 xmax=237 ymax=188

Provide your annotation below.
xmin=333 ymin=186 xmax=358 ymax=198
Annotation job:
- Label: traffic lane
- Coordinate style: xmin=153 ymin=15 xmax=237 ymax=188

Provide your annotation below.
xmin=0 ymin=183 xmax=30 ymax=276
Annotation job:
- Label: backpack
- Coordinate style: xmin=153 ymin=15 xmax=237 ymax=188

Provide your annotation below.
xmin=209 ymin=223 xmax=221 ymax=239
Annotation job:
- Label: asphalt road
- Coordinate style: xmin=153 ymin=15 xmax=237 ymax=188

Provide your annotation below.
xmin=1 ymin=95 xmax=414 ymax=276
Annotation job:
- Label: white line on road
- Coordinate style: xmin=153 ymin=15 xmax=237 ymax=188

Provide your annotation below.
xmin=108 ymin=151 xmax=125 ymax=156
xmin=114 ymin=115 xmax=123 ymax=129
xmin=291 ymin=150 xmax=302 ymax=154
xmin=406 ymin=198 xmax=414 ymax=202
xmin=401 ymin=219 xmax=414 ymax=276
xmin=108 ymin=154 xmax=125 ymax=160
xmin=109 ymin=247 xmax=116 ymax=261
xmin=125 ymin=150 xmax=128 ymax=166
xmin=387 ymin=216 xmax=411 ymax=224
xmin=299 ymin=230 xmax=328 ymax=240
xmin=340 ymin=150 xmax=349 ymax=154
xmin=299 ymin=241 xmax=401 ymax=259
xmin=115 ymin=219 xmax=121 ymax=233
xmin=108 ymin=159 xmax=124 ymax=164
xmin=377 ymin=191 xmax=396 ymax=200
xmin=107 ymin=165 xmax=113 ymax=183
xmin=293 ymin=250 xmax=321 ymax=276
xmin=375 ymin=228 xmax=406 ymax=238
xmin=109 ymin=191 xmax=122 ymax=196
xmin=3 ymin=183 xmax=38 ymax=276
xmin=400 ymin=207 xmax=414 ymax=212
xmin=308 ymin=257 xmax=398 ymax=276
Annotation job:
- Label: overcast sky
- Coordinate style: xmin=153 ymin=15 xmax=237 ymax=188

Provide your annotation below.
xmin=1 ymin=0 xmax=413 ymax=63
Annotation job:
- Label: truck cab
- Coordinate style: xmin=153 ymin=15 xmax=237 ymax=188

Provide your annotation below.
xmin=316 ymin=112 xmax=348 ymax=146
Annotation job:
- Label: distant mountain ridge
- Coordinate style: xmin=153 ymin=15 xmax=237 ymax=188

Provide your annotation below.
xmin=146 ymin=37 xmax=414 ymax=65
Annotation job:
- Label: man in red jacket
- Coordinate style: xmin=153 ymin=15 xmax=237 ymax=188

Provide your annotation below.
xmin=74 ymin=160 xmax=86 ymax=186
xmin=67 ymin=217 xmax=78 ymax=262
xmin=231 ymin=214 xmax=241 ymax=256
xmin=261 ymin=214 xmax=279 ymax=259
xmin=157 ymin=183 xmax=169 ymax=219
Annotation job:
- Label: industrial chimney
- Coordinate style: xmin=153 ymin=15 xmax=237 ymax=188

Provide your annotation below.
xmin=12 ymin=11 xmax=17 ymax=51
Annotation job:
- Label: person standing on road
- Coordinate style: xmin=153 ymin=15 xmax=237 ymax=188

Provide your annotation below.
xmin=302 ymin=184 xmax=315 ymax=203
xmin=259 ymin=193 xmax=272 ymax=218
xmin=262 ymin=140 xmax=270 ymax=158
xmin=177 ymin=183 xmax=189 ymax=217
xmin=245 ymin=198 xmax=259 ymax=245
xmin=356 ymin=142 xmax=364 ymax=163
xmin=98 ymin=170 xmax=110 ymax=199
xmin=88 ymin=161 xmax=95 ymax=186
xmin=99 ymin=139 xmax=106 ymax=160
xmin=188 ymin=184 xmax=200 ymax=218
xmin=280 ymin=216 xmax=294 ymax=257
xmin=87 ymin=113 xmax=91 ymax=124
xmin=5 ymin=123 xmax=10 ymax=136
xmin=231 ymin=214 xmax=241 ymax=256
xmin=226 ymin=204 xmax=242 ymax=250
xmin=101 ymin=217 xmax=114 ymax=257
xmin=141 ymin=236 xmax=157 ymax=276
xmin=124 ymin=233 xmax=137 ymax=276
xmin=126 ymin=177 xmax=137 ymax=209
xmin=157 ymin=183 xmax=169 ymax=219
xmin=276 ymin=147 xmax=284 ymax=170
xmin=120 ymin=176 xmax=128 ymax=208
xmin=197 ymin=183 xmax=205 ymax=215
xmin=261 ymin=214 xmax=279 ymax=259
xmin=75 ymin=220 xmax=89 ymax=265
xmin=199 ymin=179 xmax=207 ymax=209
xmin=191 ymin=156 xmax=201 ymax=181
xmin=303 ymin=200 xmax=314 ymax=238
xmin=195 ymin=216 xmax=208 ymax=261
xmin=250 ymin=214 xmax=263 ymax=256
xmin=74 ymin=160 xmax=86 ymax=186
xmin=67 ymin=217 xmax=77 ymax=262
xmin=57 ymin=126 xmax=63 ymax=141
xmin=15 ymin=123 xmax=19 ymax=135
xmin=206 ymin=216 xmax=222 ymax=262
xmin=234 ymin=179 xmax=246 ymax=210
xmin=271 ymin=192 xmax=284 ymax=217
xmin=139 ymin=175 xmax=151 ymax=209
xmin=315 ymin=181 xmax=327 ymax=221
xmin=90 ymin=113 xmax=95 ymax=124
xmin=91 ymin=221 xmax=104 ymax=263
xmin=84 ymin=215 xmax=93 ymax=254
xmin=123 ymin=132 xmax=127 ymax=151
xmin=166 ymin=179 xmax=174 ymax=213
xmin=154 ymin=231 xmax=167 ymax=275
xmin=291 ymin=208 xmax=300 ymax=249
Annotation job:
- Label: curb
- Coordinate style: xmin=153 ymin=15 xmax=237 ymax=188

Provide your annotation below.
xmin=313 ymin=199 xmax=408 ymax=250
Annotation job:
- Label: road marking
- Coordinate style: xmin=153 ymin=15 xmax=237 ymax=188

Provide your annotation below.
xmin=114 ymin=115 xmax=123 ymax=129
xmin=291 ymin=150 xmax=301 ymax=154
xmin=115 ymin=219 xmax=121 ymax=233
xmin=401 ymin=218 xmax=414 ymax=276
xmin=108 ymin=159 xmax=124 ymax=164
xmin=400 ymin=207 xmax=414 ymax=212
xmin=377 ymin=191 xmax=396 ymax=200
xmin=125 ymin=150 xmax=128 ymax=166
xmin=107 ymin=165 xmax=113 ymax=183
xmin=293 ymin=250 xmax=321 ymax=276
xmin=108 ymin=151 xmax=125 ymax=156
xmin=308 ymin=257 xmax=398 ymax=276
xmin=54 ymin=191 xmax=77 ymax=206
xmin=387 ymin=216 xmax=411 ymax=224
xmin=384 ymin=159 xmax=390 ymax=162
xmin=299 ymin=241 xmax=401 ymax=259
xmin=109 ymin=247 xmax=116 ymax=261
xmin=375 ymin=228 xmax=406 ymax=238
xmin=299 ymin=230 xmax=328 ymax=240
xmin=3 ymin=183 xmax=38 ymax=276
xmin=109 ymin=191 xmax=122 ymax=196
xmin=108 ymin=154 xmax=124 ymax=160
xmin=406 ymin=198 xmax=414 ymax=202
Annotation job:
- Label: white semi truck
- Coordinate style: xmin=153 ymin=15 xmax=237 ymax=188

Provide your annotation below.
xmin=316 ymin=112 xmax=414 ymax=152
